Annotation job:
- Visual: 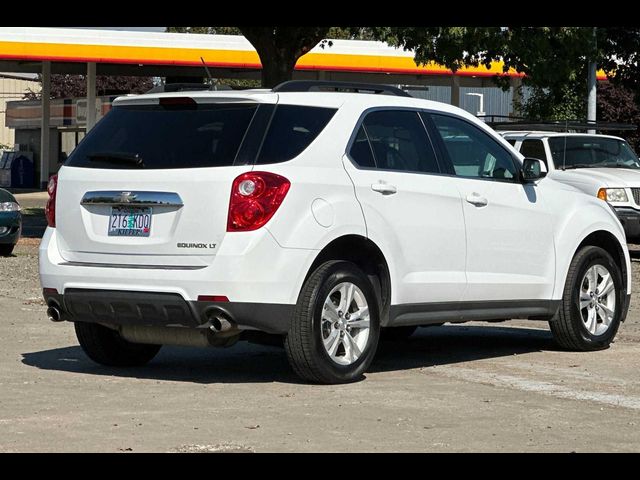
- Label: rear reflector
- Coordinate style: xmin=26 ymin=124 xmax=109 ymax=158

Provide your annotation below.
xmin=43 ymin=288 xmax=59 ymax=295
xmin=197 ymin=295 xmax=229 ymax=302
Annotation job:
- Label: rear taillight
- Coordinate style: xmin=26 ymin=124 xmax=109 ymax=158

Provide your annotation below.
xmin=45 ymin=174 xmax=57 ymax=228
xmin=227 ymin=172 xmax=290 ymax=232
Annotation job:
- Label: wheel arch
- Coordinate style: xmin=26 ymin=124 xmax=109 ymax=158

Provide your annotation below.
xmin=303 ymin=235 xmax=392 ymax=326
xmin=575 ymin=230 xmax=629 ymax=294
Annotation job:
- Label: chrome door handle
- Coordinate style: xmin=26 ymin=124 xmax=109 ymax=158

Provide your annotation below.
xmin=371 ymin=183 xmax=397 ymax=195
xmin=465 ymin=193 xmax=488 ymax=207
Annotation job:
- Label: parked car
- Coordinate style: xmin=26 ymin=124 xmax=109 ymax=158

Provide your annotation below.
xmin=0 ymin=187 xmax=21 ymax=256
xmin=40 ymin=81 xmax=631 ymax=384
xmin=501 ymin=131 xmax=640 ymax=243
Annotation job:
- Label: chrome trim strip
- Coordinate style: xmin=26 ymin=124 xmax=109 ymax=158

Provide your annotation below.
xmin=59 ymin=261 xmax=205 ymax=270
xmin=80 ymin=191 xmax=184 ymax=207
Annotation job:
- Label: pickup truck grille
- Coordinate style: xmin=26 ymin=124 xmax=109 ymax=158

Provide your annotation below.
xmin=632 ymin=188 xmax=640 ymax=206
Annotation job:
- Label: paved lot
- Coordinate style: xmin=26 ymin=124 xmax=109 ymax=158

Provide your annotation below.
xmin=1 ymin=199 xmax=640 ymax=452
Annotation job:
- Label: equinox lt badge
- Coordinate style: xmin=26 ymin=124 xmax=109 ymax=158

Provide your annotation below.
xmin=177 ymin=243 xmax=217 ymax=249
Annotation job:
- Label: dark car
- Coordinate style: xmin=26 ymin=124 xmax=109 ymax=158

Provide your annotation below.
xmin=0 ymin=188 xmax=21 ymax=256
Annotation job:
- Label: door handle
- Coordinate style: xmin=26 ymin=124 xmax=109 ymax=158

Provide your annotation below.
xmin=465 ymin=193 xmax=488 ymax=207
xmin=371 ymin=183 xmax=397 ymax=195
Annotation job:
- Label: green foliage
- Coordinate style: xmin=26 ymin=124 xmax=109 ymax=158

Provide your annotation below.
xmin=597 ymin=82 xmax=640 ymax=150
xmin=24 ymin=74 xmax=154 ymax=99
xmin=515 ymin=83 xmax=586 ymax=121
xmin=166 ymin=27 xmax=241 ymax=35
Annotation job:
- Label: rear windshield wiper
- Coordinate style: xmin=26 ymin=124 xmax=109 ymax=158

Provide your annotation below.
xmin=87 ymin=152 xmax=144 ymax=168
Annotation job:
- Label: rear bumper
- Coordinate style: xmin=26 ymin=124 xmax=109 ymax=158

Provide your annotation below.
xmin=40 ymin=227 xmax=316 ymax=333
xmin=614 ymin=207 xmax=640 ymax=242
xmin=43 ymin=288 xmax=294 ymax=334
xmin=0 ymin=211 xmax=21 ymax=245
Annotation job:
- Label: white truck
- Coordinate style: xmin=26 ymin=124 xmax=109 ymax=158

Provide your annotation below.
xmin=501 ymin=131 xmax=640 ymax=243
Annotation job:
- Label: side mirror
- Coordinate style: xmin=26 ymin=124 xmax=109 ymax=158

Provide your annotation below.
xmin=521 ymin=157 xmax=547 ymax=182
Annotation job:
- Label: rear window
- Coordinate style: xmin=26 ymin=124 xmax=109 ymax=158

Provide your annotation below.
xmin=256 ymin=105 xmax=336 ymax=164
xmin=66 ymin=103 xmax=336 ymax=169
xmin=66 ymin=103 xmax=258 ymax=169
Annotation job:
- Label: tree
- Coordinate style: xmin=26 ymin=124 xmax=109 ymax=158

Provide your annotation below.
xmin=168 ymin=26 xmax=333 ymax=87
xmin=25 ymin=74 xmax=154 ymax=100
xmin=597 ymin=82 xmax=640 ymax=150
xmin=368 ymin=27 xmax=600 ymax=120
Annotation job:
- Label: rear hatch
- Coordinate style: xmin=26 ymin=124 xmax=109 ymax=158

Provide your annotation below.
xmin=55 ymin=92 xmax=277 ymax=267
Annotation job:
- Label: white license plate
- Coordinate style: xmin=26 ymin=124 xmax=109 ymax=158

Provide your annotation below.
xmin=108 ymin=207 xmax=152 ymax=237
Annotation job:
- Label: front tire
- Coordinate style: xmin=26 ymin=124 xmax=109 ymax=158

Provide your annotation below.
xmin=75 ymin=322 xmax=161 ymax=367
xmin=550 ymin=245 xmax=624 ymax=351
xmin=285 ymin=261 xmax=380 ymax=384
xmin=0 ymin=244 xmax=15 ymax=256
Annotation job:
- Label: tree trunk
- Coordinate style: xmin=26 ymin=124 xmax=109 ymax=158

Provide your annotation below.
xmin=260 ymin=55 xmax=297 ymax=88
xmin=239 ymin=27 xmax=331 ymax=89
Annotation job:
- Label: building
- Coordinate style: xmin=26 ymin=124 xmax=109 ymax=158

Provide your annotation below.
xmin=0 ymin=72 xmax=40 ymax=149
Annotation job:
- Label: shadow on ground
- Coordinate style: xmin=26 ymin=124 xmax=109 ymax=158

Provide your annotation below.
xmin=21 ymin=324 xmax=557 ymax=385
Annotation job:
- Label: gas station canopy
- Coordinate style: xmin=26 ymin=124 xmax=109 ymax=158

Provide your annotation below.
xmin=0 ymin=27 xmax=544 ymax=78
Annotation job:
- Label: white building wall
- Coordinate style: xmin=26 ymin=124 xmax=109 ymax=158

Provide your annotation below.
xmin=1 ymin=75 xmax=40 ymax=149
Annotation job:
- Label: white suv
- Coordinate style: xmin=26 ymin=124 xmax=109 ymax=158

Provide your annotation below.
xmin=40 ymin=81 xmax=631 ymax=384
xmin=502 ymin=131 xmax=640 ymax=242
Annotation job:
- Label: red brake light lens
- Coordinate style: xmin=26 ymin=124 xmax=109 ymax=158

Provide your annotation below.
xmin=45 ymin=174 xmax=58 ymax=228
xmin=227 ymin=172 xmax=290 ymax=232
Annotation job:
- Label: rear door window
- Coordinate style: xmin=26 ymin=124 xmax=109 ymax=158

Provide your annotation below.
xmin=348 ymin=126 xmax=376 ymax=168
xmin=360 ymin=110 xmax=440 ymax=174
xmin=66 ymin=103 xmax=258 ymax=169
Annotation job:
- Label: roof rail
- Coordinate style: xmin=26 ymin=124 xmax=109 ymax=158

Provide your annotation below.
xmin=272 ymin=80 xmax=411 ymax=97
xmin=145 ymin=83 xmax=233 ymax=94
xmin=481 ymin=115 xmax=637 ymax=132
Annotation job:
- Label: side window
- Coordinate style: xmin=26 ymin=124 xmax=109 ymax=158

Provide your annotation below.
xmin=520 ymin=139 xmax=548 ymax=167
xmin=430 ymin=114 xmax=518 ymax=181
xmin=349 ymin=126 xmax=376 ymax=168
xmin=256 ymin=105 xmax=336 ymax=164
xmin=362 ymin=110 xmax=440 ymax=174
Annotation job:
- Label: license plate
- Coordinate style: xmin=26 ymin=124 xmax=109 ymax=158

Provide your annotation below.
xmin=108 ymin=207 xmax=152 ymax=237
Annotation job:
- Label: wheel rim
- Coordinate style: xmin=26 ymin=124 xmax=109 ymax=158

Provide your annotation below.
xmin=578 ymin=264 xmax=616 ymax=336
xmin=321 ymin=282 xmax=370 ymax=366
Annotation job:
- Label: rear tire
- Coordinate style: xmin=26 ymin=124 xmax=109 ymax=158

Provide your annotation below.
xmin=0 ymin=244 xmax=15 ymax=256
xmin=75 ymin=322 xmax=161 ymax=367
xmin=285 ymin=261 xmax=380 ymax=384
xmin=550 ymin=245 xmax=624 ymax=351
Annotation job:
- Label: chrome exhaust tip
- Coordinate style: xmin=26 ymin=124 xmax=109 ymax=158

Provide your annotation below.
xmin=206 ymin=309 xmax=234 ymax=333
xmin=47 ymin=305 xmax=62 ymax=322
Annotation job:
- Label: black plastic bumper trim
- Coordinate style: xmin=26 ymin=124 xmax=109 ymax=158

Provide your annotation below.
xmin=614 ymin=207 xmax=640 ymax=241
xmin=42 ymin=289 xmax=294 ymax=334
